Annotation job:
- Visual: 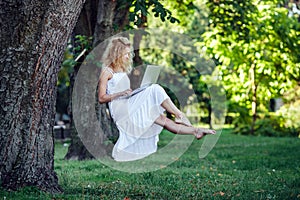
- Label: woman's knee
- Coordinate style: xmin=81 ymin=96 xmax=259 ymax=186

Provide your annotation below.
xmin=150 ymin=84 xmax=168 ymax=97
xmin=151 ymin=84 xmax=163 ymax=91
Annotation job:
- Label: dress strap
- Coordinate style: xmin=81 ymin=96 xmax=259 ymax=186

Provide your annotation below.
xmin=103 ymin=67 xmax=114 ymax=75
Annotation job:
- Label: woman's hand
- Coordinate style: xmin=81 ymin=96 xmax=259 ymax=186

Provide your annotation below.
xmin=100 ymin=89 xmax=132 ymax=103
xmin=120 ymin=89 xmax=132 ymax=97
xmin=107 ymin=89 xmax=132 ymax=101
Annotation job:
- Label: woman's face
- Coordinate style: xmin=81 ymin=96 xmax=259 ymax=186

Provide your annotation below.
xmin=122 ymin=47 xmax=131 ymax=63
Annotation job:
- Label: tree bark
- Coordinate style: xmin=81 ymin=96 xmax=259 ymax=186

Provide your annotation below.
xmin=130 ymin=14 xmax=147 ymax=89
xmin=93 ymin=0 xmax=130 ymax=46
xmin=64 ymin=0 xmax=98 ymax=160
xmin=73 ymin=0 xmax=98 ymax=37
xmin=64 ymin=61 xmax=95 ymax=160
xmin=93 ymin=0 xmax=130 ymax=140
xmin=0 ymin=0 xmax=85 ymax=193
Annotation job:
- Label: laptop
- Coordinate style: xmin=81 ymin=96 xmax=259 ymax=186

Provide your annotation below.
xmin=122 ymin=65 xmax=161 ymax=98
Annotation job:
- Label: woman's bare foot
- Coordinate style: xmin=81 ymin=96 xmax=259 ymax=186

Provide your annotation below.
xmin=194 ymin=128 xmax=216 ymax=140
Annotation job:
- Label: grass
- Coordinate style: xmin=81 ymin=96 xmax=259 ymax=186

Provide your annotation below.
xmin=1 ymin=128 xmax=300 ymax=199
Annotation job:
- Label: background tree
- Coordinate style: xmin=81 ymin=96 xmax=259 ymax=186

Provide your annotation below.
xmin=63 ymin=0 xmax=179 ymax=160
xmin=0 ymin=0 xmax=85 ymax=193
xmin=63 ymin=0 xmax=121 ymax=160
xmin=200 ymin=0 xmax=300 ymax=134
xmin=140 ymin=0 xmax=217 ymax=126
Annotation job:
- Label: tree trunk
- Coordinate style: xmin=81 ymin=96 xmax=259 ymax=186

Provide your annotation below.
xmin=73 ymin=0 xmax=98 ymax=37
xmin=65 ymin=0 xmax=130 ymax=160
xmin=250 ymin=86 xmax=258 ymax=135
xmin=93 ymin=0 xmax=130 ymax=46
xmin=93 ymin=0 xmax=130 ymax=139
xmin=64 ymin=62 xmax=94 ymax=160
xmin=0 ymin=0 xmax=85 ymax=193
xmin=64 ymin=0 xmax=98 ymax=160
xmin=250 ymin=64 xmax=257 ymax=135
xmin=130 ymin=14 xmax=147 ymax=89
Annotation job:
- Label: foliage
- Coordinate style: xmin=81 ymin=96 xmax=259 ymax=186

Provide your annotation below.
xmin=275 ymin=85 xmax=300 ymax=137
xmin=2 ymin=130 xmax=300 ymax=199
xmin=235 ymin=108 xmax=299 ymax=137
xmin=58 ymin=35 xmax=93 ymax=88
xmin=232 ymin=89 xmax=300 ymax=137
xmin=146 ymin=0 xmax=202 ymax=31
xmin=254 ymin=114 xmax=299 ymax=137
xmin=142 ymin=1 xmax=215 ymax=124
xmin=56 ymin=0 xmax=300 ymax=136
xmin=133 ymin=0 xmax=300 ymax=135
xmin=199 ymin=0 xmax=300 ymax=134
xmin=127 ymin=0 xmax=180 ymax=26
xmin=56 ymin=35 xmax=93 ymax=115
xmin=145 ymin=0 xmax=209 ymax=37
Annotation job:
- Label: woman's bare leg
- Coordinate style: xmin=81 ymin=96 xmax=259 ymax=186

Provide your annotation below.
xmin=161 ymin=98 xmax=181 ymax=118
xmin=161 ymin=98 xmax=192 ymax=126
xmin=155 ymin=114 xmax=215 ymax=139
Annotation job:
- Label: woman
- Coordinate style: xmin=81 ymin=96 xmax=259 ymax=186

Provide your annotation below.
xmin=98 ymin=36 xmax=216 ymax=162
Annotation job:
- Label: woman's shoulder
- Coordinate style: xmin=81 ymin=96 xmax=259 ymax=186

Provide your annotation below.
xmin=103 ymin=66 xmax=114 ymax=75
xmin=100 ymin=67 xmax=114 ymax=80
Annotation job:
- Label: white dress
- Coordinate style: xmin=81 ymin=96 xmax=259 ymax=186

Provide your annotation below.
xmin=105 ymin=67 xmax=170 ymax=162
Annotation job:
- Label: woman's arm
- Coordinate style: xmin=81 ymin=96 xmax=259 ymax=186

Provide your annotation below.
xmin=98 ymin=70 xmax=131 ymax=103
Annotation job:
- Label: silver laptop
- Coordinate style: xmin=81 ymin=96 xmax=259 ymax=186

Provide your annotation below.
xmin=141 ymin=65 xmax=161 ymax=86
xmin=122 ymin=65 xmax=161 ymax=98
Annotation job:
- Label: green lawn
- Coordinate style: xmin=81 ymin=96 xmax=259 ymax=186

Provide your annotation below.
xmin=1 ymin=129 xmax=300 ymax=199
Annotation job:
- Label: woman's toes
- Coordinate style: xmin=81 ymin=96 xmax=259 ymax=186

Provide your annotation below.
xmin=195 ymin=128 xmax=216 ymax=140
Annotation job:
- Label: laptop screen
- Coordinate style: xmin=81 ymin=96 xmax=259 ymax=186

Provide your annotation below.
xmin=140 ymin=65 xmax=161 ymax=87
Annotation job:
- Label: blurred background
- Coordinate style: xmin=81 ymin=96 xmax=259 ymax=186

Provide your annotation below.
xmin=54 ymin=0 xmax=300 ymax=145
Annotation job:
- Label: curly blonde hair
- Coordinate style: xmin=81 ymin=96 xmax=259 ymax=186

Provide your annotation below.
xmin=102 ymin=36 xmax=134 ymax=73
